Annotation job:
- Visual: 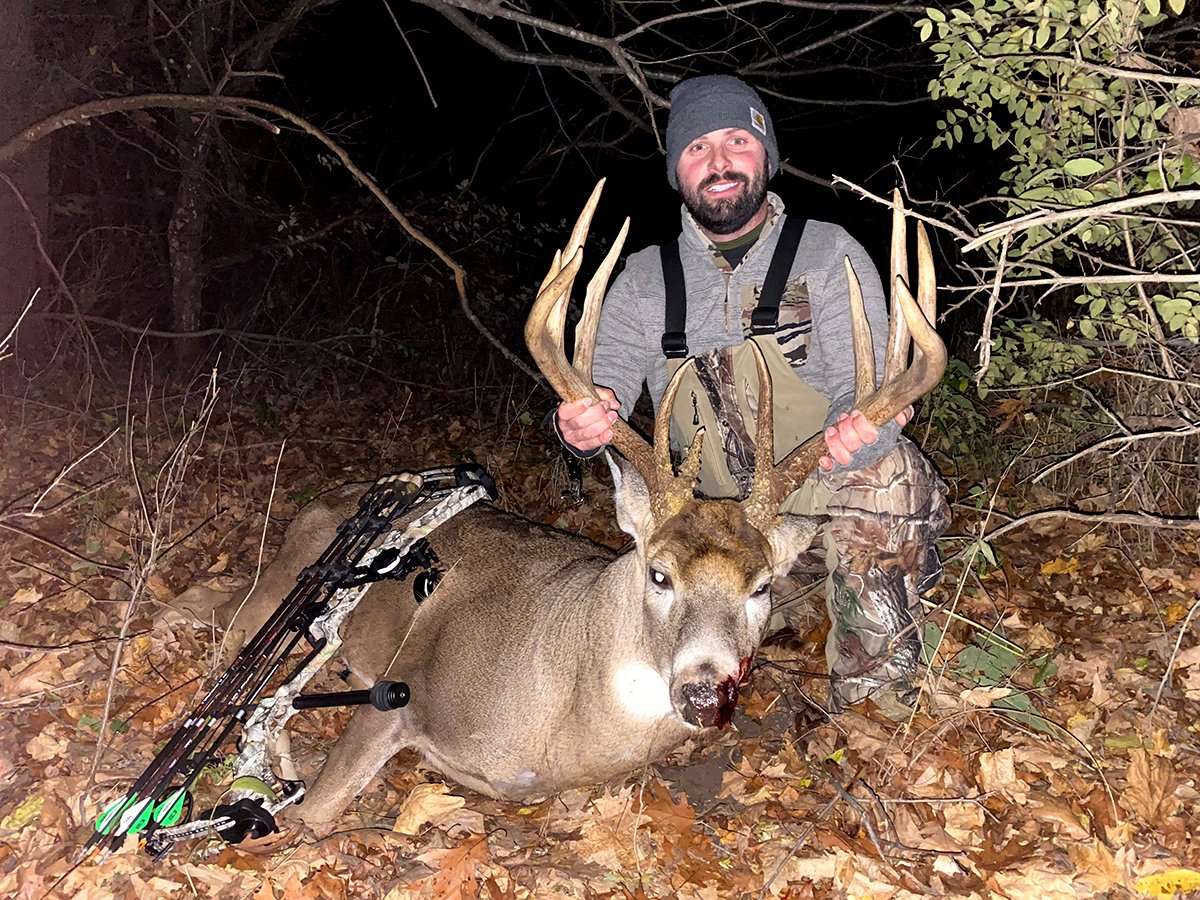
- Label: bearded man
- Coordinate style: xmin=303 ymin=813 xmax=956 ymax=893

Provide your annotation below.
xmin=555 ymin=74 xmax=949 ymax=713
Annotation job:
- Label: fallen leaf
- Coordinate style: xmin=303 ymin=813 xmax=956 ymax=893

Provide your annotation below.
xmin=1135 ymin=868 xmax=1200 ymax=898
xmin=942 ymin=802 xmax=985 ymax=844
xmin=415 ymin=835 xmax=490 ymax=900
xmin=1030 ymin=797 xmax=1089 ymax=839
xmin=1024 ymin=622 xmax=1058 ymax=651
xmin=1067 ymin=839 xmax=1126 ymax=892
xmin=1164 ymin=601 xmax=1191 ymax=627
xmin=392 ymin=783 xmax=466 ymax=836
xmin=1120 ymin=749 xmax=1179 ymax=825
xmin=1183 ymin=667 xmax=1200 ymax=700
xmin=146 ymin=573 xmax=174 ymax=602
xmin=1040 ymin=557 xmax=1079 ymax=576
xmin=977 ymin=748 xmax=1027 ymax=801
xmin=0 ymin=795 xmax=44 ymax=831
xmin=960 ymin=685 xmax=1012 ymax=707
xmin=991 ymin=864 xmax=1076 ymax=899
xmin=10 ymin=587 xmax=43 ymax=609
xmin=25 ymin=729 xmax=68 ymax=762
xmin=1171 ymin=644 xmax=1200 ymax=670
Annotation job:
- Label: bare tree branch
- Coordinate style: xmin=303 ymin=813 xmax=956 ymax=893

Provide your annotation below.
xmin=0 ymin=92 xmax=543 ymax=383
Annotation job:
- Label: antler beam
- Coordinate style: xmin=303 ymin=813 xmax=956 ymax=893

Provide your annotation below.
xmin=526 ymin=179 xmax=703 ymax=524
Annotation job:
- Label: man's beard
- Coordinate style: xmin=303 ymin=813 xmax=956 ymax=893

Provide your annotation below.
xmin=681 ymin=168 xmax=768 ymax=235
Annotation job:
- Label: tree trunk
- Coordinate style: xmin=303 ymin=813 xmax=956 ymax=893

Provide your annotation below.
xmin=168 ymin=131 xmax=214 ymax=334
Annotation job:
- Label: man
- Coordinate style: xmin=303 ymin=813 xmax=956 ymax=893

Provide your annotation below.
xmin=555 ymin=75 xmax=949 ymax=713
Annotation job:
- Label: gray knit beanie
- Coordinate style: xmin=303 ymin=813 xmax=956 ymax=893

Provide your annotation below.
xmin=665 ymin=75 xmax=779 ymax=189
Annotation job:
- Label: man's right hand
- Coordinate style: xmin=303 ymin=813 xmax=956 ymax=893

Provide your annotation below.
xmin=557 ymin=387 xmax=621 ymax=452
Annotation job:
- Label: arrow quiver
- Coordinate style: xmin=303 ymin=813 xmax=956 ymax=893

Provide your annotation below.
xmin=85 ymin=464 xmax=497 ymax=859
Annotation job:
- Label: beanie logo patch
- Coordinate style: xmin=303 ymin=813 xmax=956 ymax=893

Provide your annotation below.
xmin=749 ymin=106 xmax=767 ymax=136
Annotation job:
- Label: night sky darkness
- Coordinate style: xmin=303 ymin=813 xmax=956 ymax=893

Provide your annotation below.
xmin=274 ymin=3 xmax=978 ymax=273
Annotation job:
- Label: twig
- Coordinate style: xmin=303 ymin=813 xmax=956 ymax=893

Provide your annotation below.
xmin=978 ymin=508 xmax=1200 ymax=543
xmin=830 ymin=176 xmax=975 ymax=241
xmin=0 ymin=92 xmax=543 ymax=385
xmin=0 ymin=173 xmax=112 ymax=382
xmin=215 ymin=439 xmax=286 ymax=670
xmin=0 ymin=522 xmax=126 ymax=572
xmin=962 ymin=189 xmax=1200 ymax=251
xmin=974 ymin=233 xmax=1010 ymax=383
xmin=0 ymin=630 xmax=151 ymax=654
xmin=380 ymin=0 xmax=437 ymax=108
xmin=1031 ymin=420 xmax=1200 ymax=484
xmin=0 ymin=288 xmax=38 ymax=359
xmin=28 ymin=428 xmax=120 ymax=515
xmin=1152 ymin=591 xmax=1200 ymax=719
xmin=982 ymin=364 xmax=1200 ymax=393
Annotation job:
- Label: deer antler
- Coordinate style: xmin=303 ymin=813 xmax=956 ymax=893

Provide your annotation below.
xmin=742 ymin=190 xmax=946 ymax=528
xmin=526 ymin=180 xmax=703 ymax=525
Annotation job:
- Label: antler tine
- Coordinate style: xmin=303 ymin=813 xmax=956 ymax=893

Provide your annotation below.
xmin=845 ymin=256 xmax=877 ymax=406
xmin=526 ymin=181 xmax=663 ymax=495
xmin=649 ymin=363 xmax=705 ymax=521
xmin=914 ymin=220 xmax=937 ymax=356
xmin=862 ymin=253 xmax=945 ymax=420
xmin=574 ymin=217 xmax=630 ymax=380
xmin=883 ymin=189 xmax=913 ymax=384
xmin=565 ymin=180 xmax=606 ymax=270
xmin=526 ymin=248 xmax=592 ymax=404
xmin=743 ymin=340 xmax=783 ymax=529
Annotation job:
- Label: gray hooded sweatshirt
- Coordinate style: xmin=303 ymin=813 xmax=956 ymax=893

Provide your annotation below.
xmin=590 ymin=192 xmax=900 ymax=468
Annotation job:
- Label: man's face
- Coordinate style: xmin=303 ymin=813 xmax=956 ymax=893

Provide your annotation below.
xmin=675 ymin=128 xmax=769 ymax=236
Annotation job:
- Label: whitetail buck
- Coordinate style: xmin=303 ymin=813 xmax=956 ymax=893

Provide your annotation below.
xmin=175 ymin=181 xmax=944 ymax=825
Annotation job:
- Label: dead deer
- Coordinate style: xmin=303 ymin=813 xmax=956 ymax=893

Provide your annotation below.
xmin=171 ymin=181 xmax=944 ymax=826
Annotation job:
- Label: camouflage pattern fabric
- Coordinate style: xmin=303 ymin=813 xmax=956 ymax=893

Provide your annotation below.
xmin=776 ymin=437 xmax=949 ymax=712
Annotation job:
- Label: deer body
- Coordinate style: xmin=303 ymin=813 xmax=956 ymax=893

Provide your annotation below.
xmin=191 ymin=477 xmax=804 ymax=823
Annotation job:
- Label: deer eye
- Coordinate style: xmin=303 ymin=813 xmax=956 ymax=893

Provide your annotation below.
xmin=649 ymin=567 xmax=672 ymax=591
xmin=751 ymin=582 xmax=770 ymax=598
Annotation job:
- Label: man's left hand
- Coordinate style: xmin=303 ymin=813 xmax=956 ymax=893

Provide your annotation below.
xmin=819 ymin=406 xmax=913 ymax=472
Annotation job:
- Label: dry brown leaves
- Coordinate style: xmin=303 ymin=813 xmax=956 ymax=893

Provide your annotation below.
xmin=2 ymin=380 xmax=1200 ymax=897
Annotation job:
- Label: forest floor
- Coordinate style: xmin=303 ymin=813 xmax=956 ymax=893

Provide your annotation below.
xmin=1 ymin=362 xmax=1198 ymax=899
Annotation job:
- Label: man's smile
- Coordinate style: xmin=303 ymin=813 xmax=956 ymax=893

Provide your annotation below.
xmin=705 ymin=180 xmax=743 ymax=195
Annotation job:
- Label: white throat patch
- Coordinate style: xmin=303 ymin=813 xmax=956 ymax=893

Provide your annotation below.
xmin=613 ymin=661 xmax=673 ymax=720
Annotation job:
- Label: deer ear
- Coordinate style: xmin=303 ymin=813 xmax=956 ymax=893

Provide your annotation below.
xmin=765 ymin=514 xmax=827 ymax=577
xmin=606 ymin=451 xmax=653 ymax=542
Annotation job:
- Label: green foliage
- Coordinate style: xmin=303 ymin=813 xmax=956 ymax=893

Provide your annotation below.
xmin=916 ymin=0 xmax=1200 ymax=371
xmin=923 ymin=620 xmax=1059 ymax=733
xmin=980 ymin=319 xmax=1092 ymax=395
xmin=919 ymin=358 xmax=992 ymax=451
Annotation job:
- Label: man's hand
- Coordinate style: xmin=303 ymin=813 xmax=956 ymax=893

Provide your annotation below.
xmin=818 ymin=405 xmax=913 ymax=472
xmin=557 ymin=387 xmax=621 ymax=453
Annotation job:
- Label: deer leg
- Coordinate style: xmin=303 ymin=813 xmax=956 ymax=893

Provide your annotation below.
xmin=293 ymin=705 xmax=411 ymax=826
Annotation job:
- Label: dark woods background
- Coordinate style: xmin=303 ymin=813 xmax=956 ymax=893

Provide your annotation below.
xmin=1 ymin=0 xmax=979 ymax=396
xmin=1 ymin=0 xmax=1197 ymax=434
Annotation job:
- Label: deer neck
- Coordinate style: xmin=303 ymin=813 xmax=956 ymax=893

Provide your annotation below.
xmin=577 ymin=549 xmax=677 ymax=724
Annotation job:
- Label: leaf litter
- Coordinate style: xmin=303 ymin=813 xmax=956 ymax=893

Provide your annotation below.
xmin=0 ymin=374 xmax=1198 ymax=898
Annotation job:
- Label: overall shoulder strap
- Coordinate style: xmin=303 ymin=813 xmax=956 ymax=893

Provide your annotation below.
xmin=750 ymin=215 xmax=807 ymax=335
xmin=660 ymin=238 xmax=689 ymax=358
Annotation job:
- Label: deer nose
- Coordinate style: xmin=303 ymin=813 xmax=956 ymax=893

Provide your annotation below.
xmin=674 ymin=656 xmax=744 ymax=728
xmin=678 ymin=677 xmax=740 ymax=728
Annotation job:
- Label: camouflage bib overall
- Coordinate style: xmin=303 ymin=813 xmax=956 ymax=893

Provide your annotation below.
xmin=660 ymin=223 xmax=949 ymax=712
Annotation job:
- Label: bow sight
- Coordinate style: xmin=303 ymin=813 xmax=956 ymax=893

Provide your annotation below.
xmin=84 ymin=464 xmax=496 ymax=859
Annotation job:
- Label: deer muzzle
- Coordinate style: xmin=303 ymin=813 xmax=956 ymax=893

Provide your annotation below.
xmin=676 ymin=655 xmax=753 ymax=729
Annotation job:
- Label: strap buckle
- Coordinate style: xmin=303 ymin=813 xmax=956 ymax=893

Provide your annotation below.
xmin=661 ymin=331 xmax=689 ymax=359
xmin=750 ymin=308 xmax=778 ymax=335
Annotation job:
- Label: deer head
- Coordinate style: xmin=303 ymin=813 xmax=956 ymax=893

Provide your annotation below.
xmin=526 ymin=180 xmax=945 ymax=727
